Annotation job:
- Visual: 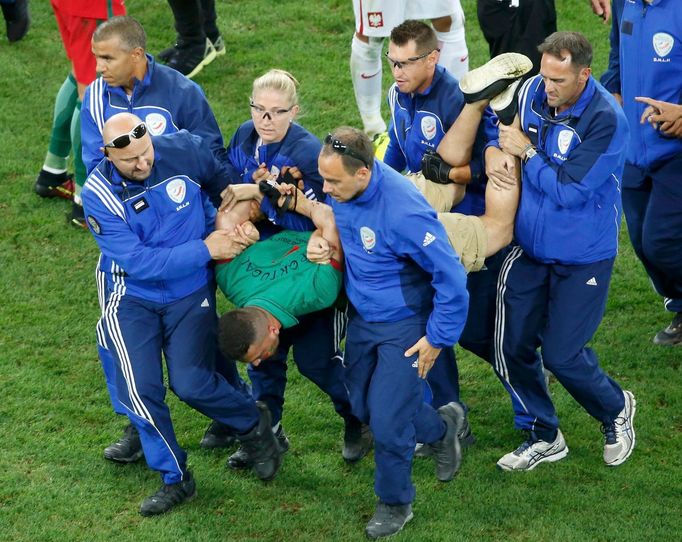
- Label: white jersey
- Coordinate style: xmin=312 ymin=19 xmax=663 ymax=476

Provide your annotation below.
xmin=353 ymin=0 xmax=460 ymax=37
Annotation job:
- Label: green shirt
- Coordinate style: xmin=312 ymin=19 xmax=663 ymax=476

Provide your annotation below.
xmin=216 ymin=230 xmax=343 ymax=328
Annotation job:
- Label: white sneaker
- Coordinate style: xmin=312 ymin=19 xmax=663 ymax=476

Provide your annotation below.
xmin=602 ymin=390 xmax=637 ymax=467
xmin=459 ymin=52 xmax=533 ymax=104
xmin=497 ymin=430 xmax=568 ymax=471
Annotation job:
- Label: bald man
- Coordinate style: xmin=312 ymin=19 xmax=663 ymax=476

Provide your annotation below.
xmin=81 ymin=113 xmax=284 ymax=516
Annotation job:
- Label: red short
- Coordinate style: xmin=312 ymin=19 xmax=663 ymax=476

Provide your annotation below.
xmin=52 ymin=4 xmax=99 ymax=85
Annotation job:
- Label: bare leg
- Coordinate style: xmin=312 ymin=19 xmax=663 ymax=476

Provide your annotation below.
xmin=437 ymin=101 xmax=488 ymax=166
xmin=479 ymin=157 xmax=520 ymax=256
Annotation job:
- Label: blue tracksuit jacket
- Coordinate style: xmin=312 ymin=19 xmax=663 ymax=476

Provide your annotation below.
xmin=329 ymin=160 xmax=469 ymax=348
xmin=512 ymin=75 xmax=629 ymax=264
xmin=81 ymin=131 xmax=223 ymax=304
xmin=600 ymin=0 xmax=682 ymax=170
xmin=81 ymin=54 xmax=227 ymax=185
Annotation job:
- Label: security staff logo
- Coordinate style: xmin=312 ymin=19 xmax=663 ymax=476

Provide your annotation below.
xmin=145 ymin=113 xmax=167 ymax=136
xmin=653 ymin=33 xmax=674 ymax=58
xmin=360 ymin=226 xmax=376 ymax=253
xmin=166 ymin=178 xmax=186 ymax=203
xmin=557 ymin=130 xmax=573 ymax=155
xmin=87 ymin=215 xmax=101 ymax=234
xmin=421 ymin=116 xmax=437 ymax=140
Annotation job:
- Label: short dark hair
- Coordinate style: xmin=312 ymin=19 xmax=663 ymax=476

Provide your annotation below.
xmin=538 ymin=31 xmax=592 ymax=70
xmin=321 ymin=126 xmax=374 ymax=174
xmin=218 ymin=308 xmax=264 ymax=361
xmin=390 ymin=19 xmax=438 ymax=54
xmin=93 ymin=16 xmax=147 ymax=51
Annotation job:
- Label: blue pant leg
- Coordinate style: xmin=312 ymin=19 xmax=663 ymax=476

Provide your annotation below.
xmin=290 ymin=308 xmax=357 ymax=423
xmin=247 ymin=333 xmax=292 ymax=426
xmin=424 ymin=347 xmax=460 ymax=408
xmin=163 ymin=285 xmax=259 ymax=434
xmin=105 ymin=292 xmax=186 ymax=485
xmin=542 ymin=260 xmax=625 ymax=424
xmin=495 ymin=248 xmax=559 ymax=435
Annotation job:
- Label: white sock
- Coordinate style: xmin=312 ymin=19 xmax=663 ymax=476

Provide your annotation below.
xmin=435 ymin=10 xmax=469 ymax=81
xmin=350 ymin=35 xmax=387 ymax=136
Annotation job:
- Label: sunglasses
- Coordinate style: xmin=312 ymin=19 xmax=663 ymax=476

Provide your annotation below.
xmin=384 ymin=49 xmax=439 ymax=70
xmin=104 ymin=122 xmax=147 ymax=149
xmin=324 ymin=134 xmax=370 ymax=168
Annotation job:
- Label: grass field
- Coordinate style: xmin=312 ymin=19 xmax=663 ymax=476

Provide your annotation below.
xmin=0 ymin=1 xmax=680 ymax=541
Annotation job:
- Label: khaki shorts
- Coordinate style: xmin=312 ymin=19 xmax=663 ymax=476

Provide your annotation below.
xmin=405 ymin=172 xmax=457 ymax=213
xmin=438 ymin=212 xmax=487 ymax=273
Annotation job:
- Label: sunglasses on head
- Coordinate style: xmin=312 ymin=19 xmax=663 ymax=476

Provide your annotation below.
xmin=104 ymin=122 xmax=147 ymax=149
xmin=324 ymin=134 xmax=370 ymax=168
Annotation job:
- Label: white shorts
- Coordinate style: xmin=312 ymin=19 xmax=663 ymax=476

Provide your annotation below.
xmin=353 ymin=0 xmax=459 ymax=37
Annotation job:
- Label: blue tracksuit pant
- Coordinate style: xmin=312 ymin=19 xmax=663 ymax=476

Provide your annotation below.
xmin=494 ymin=247 xmax=624 ymax=437
xmin=345 ymin=310 xmax=447 ymax=505
xmin=104 ymin=283 xmax=259 ymax=485
xmin=622 ymin=155 xmax=682 ymax=313
xmin=247 ymin=307 xmax=356 ymax=426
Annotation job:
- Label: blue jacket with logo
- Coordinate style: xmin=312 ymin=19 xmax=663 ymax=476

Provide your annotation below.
xmin=601 ymin=0 xmax=682 ymax=171
xmin=81 ymin=131 xmax=222 ymax=304
xmin=512 ymin=75 xmax=628 ymax=264
xmin=223 ymin=120 xmax=324 ymax=235
xmin=383 ymin=64 xmax=492 ymax=216
xmin=81 ymin=54 xmax=226 ymax=185
xmin=328 ymin=160 xmax=469 ymax=348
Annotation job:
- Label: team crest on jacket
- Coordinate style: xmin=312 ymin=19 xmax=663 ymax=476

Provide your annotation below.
xmin=557 ymin=129 xmax=573 ymax=155
xmin=421 ymin=116 xmax=437 ymax=140
xmin=145 ymin=113 xmax=167 ymax=136
xmin=166 ymin=178 xmax=186 ymax=203
xmin=653 ymin=32 xmax=674 ymax=58
xmin=367 ymin=12 xmax=383 ymax=28
xmin=360 ymin=226 xmax=376 ymax=253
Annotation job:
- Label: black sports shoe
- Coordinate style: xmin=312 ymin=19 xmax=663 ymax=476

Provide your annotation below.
xmin=429 ymin=402 xmax=464 ymax=482
xmin=232 ymin=402 xmax=284 ymax=480
xmin=490 ymin=78 xmax=523 ymax=126
xmin=2 ymin=0 xmax=29 ymax=43
xmin=200 ymin=420 xmax=237 ymax=449
xmin=104 ymin=423 xmax=144 ymax=464
xmin=653 ymin=313 xmax=682 ymax=346
xmin=459 ymin=53 xmax=532 ymax=104
xmin=166 ymin=38 xmax=216 ymax=79
xmin=70 ymin=201 xmax=87 ymax=229
xmin=139 ymin=470 xmax=196 ymax=517
xmin=342 ymin=419 xmax=373 ymax=463
xmin=365 ymin=502 xmax=413 ymax=540
xmin=228 ymin=423 xmax=288 ymax=470
xmin=415 ymin=411 xmax=475 ymax=457
xmin=35 ymin=170 xmax=74 ymax=200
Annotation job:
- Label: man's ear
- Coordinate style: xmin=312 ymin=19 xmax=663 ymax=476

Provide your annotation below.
xmin=102 ymin=146 xmax=110 ymax=159
xmin=269 ymin=325 xmax=280 ymax=336
xmin=578 ymin=66 xmax=592 ymax=85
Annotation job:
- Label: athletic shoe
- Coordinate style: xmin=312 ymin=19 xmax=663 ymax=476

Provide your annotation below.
xmin=365 ymin=502 xmax=413 ymax=540
xmin=103 ymin=423 xmax=144 ymax=464
xmin=2 ymin=0 xmax=29 ymax=43
xmin=490 ymin=79 xmax=523 ymax=126
xmin=139 ymin=470 xmax=196 ymax=517
xmin=602 ymin=390 xmax=637 ymax=467
xmin=497 ymin=430 xmax=568 ymax=471
xmin=211 ymin=35 xmax=226 ymax=56
xmin=230 ymin=404 xmax=286 ymax=479
xmin=653 ymin=313 xmax=682 ymax=346
xmin=342 ymin=420 xmax=373 ymax=463
xmin=459 ymin=53 xmax=533 ymax=104
xmin=430 ymin=402 xmax=465 ymax=482
xmin=415 ymin=412 xmax=475 ymax=457
xmin=166 ymin=38 xmax=217 ymax=79
xmin=200 ymin=420 xmax=236 ymax=449
xmin=372 ymin=132 xmax=390 ymax=161
xmin=34 ymin=170 xmax=74 ymax=200
xmin=70 ymin=201 xmax=87 ymax=229
xmin=228 ymin=424 xmax=289 ymax=469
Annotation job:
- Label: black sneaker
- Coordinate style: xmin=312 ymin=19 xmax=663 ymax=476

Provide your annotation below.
xmin=35 ymin=170 xmax=74 ymax=200
xmin=200 ymin=420 xmax=236 ymax=449
xmin=139 ymin=470 xmax=196 ymax=517
xmin=2 ymin=0 xmax=29 ymax=43
xmin=429 ymin=402 xmax=464 ymax=482
xmin=653 ymin=313 xmax=682 ymax=346
xmin=459 ymin=53 xmax=532 ymax=104
xmin=342 ymin=419 xmax=373 ymax=463
xmin=228 ymin=424 xmax=289 ymax=470
xmin=166 ymin=38 xmax=216 ymax=79
xmin=231 ymin=402 xmax=284 ymax=480
xmin=365 ymin=502 xmax=413 ymax=540
xmin=71 ymin=201 xmax=87 ymax=229
xmin=104 ymin=423 xmax=144 ymax=464
xmin=415 ymin=411 xmax=475 ymax=458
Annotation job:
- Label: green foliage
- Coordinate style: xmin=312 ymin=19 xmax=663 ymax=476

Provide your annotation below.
xmin=0 ymin=1 xmax=680 ymax=541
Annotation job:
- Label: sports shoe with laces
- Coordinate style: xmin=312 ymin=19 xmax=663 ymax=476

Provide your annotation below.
xmin=228 ymin=423 xmax=289 ymax=470
xmin=230 ymin=403 xmax=285 ymax=480
xmin=459 ymin=52 xmax=533 ymax=104
xmin=490 ymin=78 xmax=523 ymax=126
xmin=342 ymin=420 xmax=373 ymax=463
xmin=139 ymin=470 xmax=196 ymax=516
xmin=104 ymin=423 xmax=144 ymax=464
xmin=166 ymin=37 xmax=216 ymax=79
xmin=200 ymin=420 xmax=236 ymax=449
xmin=497 ymin=429 xmax=568 ymax=471
xmin=602 ymin=390 xmax=636 ymax=467
xmin=415 ymin=410 xmax=475 ymax=457
xmin=365 ymin=502 xmax=413 ymax=540
xmin=429 ymin=402 xmax=465 ymax=482
xmin=35 ymin=170 xmax=75 ymax=200
xmin=653 ymin=313 xmax=682 ymax=346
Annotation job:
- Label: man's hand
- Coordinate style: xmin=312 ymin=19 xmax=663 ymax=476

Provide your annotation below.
xmin=307 ymin=231 xmax=333 ymax=264
xmin=498 ymin=124 xmax=532 ymax=158
xmin=405 ymin=336 xmax=442 ymax=379
xmin=219 ymin=183 xmax=262 ymax=213
xmin=204 ymin=225 xmax=259 ymax=260
xmin=636 ymin=96 xmax=682 ymax=138
xmin=589 ymin=0 xmax=611 ymax=23
xmin=485 ymin=146 xmax=518 ymax=191
xmin=251 ymin=162 xmax=271 ymax=183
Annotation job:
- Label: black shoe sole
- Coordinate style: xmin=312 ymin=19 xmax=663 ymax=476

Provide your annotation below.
xmin=104 ymin=449 xmax=144 ymax=464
